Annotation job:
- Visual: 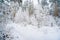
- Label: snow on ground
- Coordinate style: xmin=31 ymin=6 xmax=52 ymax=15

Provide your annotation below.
xmin=5 ymin=21 xmax=60 ymax=40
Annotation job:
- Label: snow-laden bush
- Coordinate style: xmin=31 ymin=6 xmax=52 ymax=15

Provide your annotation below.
xmin=8 ymin=2 xmax=19 ymax=21
xmin=0 ymin=1 xmax=19 ymax=40
xmin=14 ymin=0 xmax=57 ymax=28
xmin=0 ymin=1 xmax=19 ymax=21
xmin=14 ymin=0 xmax=34 ymax=23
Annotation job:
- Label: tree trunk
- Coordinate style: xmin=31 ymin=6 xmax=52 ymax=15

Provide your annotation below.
xmin=54 ymin=1 xmax=58 ymax=17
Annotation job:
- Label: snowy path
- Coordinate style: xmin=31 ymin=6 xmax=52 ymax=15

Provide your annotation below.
xmin=6 ymin=22 xmax=60 ymax=40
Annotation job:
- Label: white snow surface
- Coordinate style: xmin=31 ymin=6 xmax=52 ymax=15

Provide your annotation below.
xmin=5 ymin=22 xmax=60 ymax=40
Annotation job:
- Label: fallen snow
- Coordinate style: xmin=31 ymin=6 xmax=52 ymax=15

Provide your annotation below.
xmin=5 ymin=22 xmax=60 ymax=40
